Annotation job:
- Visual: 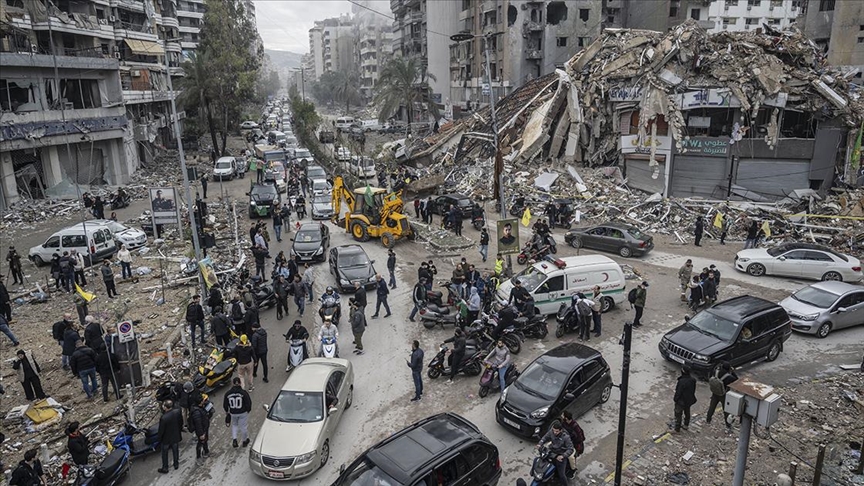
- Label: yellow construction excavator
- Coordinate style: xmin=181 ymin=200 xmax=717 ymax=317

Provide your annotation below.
xmin=330 ymin=176 xmax=414 ymax=248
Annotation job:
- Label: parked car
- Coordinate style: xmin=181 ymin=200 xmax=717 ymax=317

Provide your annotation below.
xmin=431 ymin=194 xmax=475 ymax=219
xmin=265 ymin=161 xmax=288 ymax=192
xmin=659 ymin=295 xmax=792 ymax=378
xmin=336 ymin=147 xmax=351 ymax=162
xmin=240 ymin=121 xmax=258 ymax=130
xmin=249 ymin=358 xmax=354 ymax=480
xmin=329 ymin=245 xmax=377 ymax=292
xmin=212 ymin=156 xmax=237 ymax=181
xmin=311 ymin=194 xmax=335 ymax=220
xmin=311 ymin=178 xmax=332 ymax=196
xmin=248 ymin=183 xmax=281 ymax=218
xmin=780 ymin=281 xmax=864 ymax=338
xmin=564 ymin=222 xmax=654 ymax=258
xmin=348 ymin=156 xmax=375 ymax=179
xmin=496 ymin=343 xmax=612 ymax=438
xmin=88 ymin=219 xmax=147 ymax=250
xmin=246 ymin=129 xmax=265 ymax=144
xmin=735 ymin=243 xmax=862 ymax=282
xmin=330 ymin=413 xmax=502 ymax=486
xmin=306 ymin=165 xmax=327 ymax=188
xmin=293 ymin=148 xmax=314 ymax=167
xmin=291 ymin=223 xmax=330 ymax=263
xmin=29 ymin=222 xmax=117 ymax=266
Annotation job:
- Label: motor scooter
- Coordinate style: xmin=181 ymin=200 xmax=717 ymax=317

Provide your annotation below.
xmin=555 ymin=303 xmax=580 ymax=338
xmin=514 ymin=314 xmax=549 ymax=339
xmin=478 ymin=314 xmax=523 ymax=354
xmin=111 ymin=422 xmax=160 ymax=456
xmin=517 ymin=240 xmax=553 ymax=265
xmin=528 ymin=446 xmax=576 ymax=485
xmin=319 ymin=295 xmax=342 ymax=325
xmin=109 ymin=192 xmax=130 ymax=210
xmin=320 ymin=335 xmax=338 ymax=358
xmin=471 ymin=214 xmax=485 ymax=231
xmin=74 ymin=448 xmax=130 ymax=486
xmin=248 ymin=276 xmax=277 ymax=309
xmin=420 ymin=299 xmax=467 ymax=330
xmin=192 ymin=339 xmax=238 ymax=392
xmin=285 ymin=337 xmax=307 ymax=371
xmin=478 ymin=361 xmax=520 ymax=398
xmin=426 ymin=283 xmax=459 ymax=308
xmin=426 ymin=344 xmax=484 ymax=379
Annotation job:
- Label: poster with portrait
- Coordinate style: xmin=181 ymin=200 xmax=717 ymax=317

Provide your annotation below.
xmin=149 ymin=187 xmax=180 ymax=225
xmin=496 ymin=218 xmax=520 ymax=255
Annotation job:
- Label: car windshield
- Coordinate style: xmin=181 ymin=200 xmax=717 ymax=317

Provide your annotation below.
xmin=457 ymin=199 xmax=473 ymax=207
xmin=269 ymin=163 xmax=284 ymax=173
xmin=308 ymin=168 xmax=326 ymax=178
xmin=313 ymin=195 xmax=330 ymax=205
xmin=295 ymin=230 xmax=320 ymax=243
xmin=515 ymin=361 xmax=568 ymax=400
xmin=295 ymin=149 xmax=311 ymax=158
xmin=267 ymin=391 xmax=323 ymax=423
xmin=251 ymin=186 xmax=277 ymax=199
xmin=361 ymin=158 xmax=374 ymax=168
xmin=341 ymin=252 xmax=370 ymax=268
xmin=216 ymin=161 xmax=232 ymax=169
xmin=791 ymin=286 xmax=839 ymax=309
xmin=512 ymin=266 xmax=548 ymax=293
xmin=342 ymin=459 xmax=399 ymax=485
xmin=766 ymin=246 xmax=848 ymax=262
xmin=313 ymin=180 xmax=328 ymax=189
xmin=686 ymin=310 xmax=740 ymax=342
xmin=105 ymin=222 xmax=127 ymax=233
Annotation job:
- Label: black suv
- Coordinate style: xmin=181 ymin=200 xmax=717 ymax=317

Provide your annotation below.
xmin=331 ymin=413 xmax=501 ymax=486
xmin=659 ymin=295 xmax=792 ymax=378
xmin=432 ymin=194 xmax=475 ymax=219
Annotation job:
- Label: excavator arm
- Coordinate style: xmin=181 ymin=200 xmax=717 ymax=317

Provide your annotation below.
xmin=331 ymin=176 xmax=355 ymax=225
xmin=380 ymin=189 xmax=405 ymax=223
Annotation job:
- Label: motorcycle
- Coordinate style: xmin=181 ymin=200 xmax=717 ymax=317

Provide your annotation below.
xmin=426 ymin=344 xmax=484 ymax=379
xmin=192 ymin=339 xmax=238 ymax=393
xmin=109 ymin=192 xmax=130 ymax=210
xmin=74 ymin=448 xmax=130 ymax=486
xmin=529 ymin=446 xmax=576 ymax=485
xmin=514 ymin=313 xmax=549 ymax=339
xmin=509 ymin=197 xmax=527 ymax=218
xmin=419 ymin=299 xmax=467 ymax=330
xmin=478 ymin=315 xmax=523 ymax=354
xmin=285 ymin=337 xmax=307 ymax=372
xmin=478 ymin=361 xmax=520 ymax=398
xmin=555 ymin=303 xmax=580 ymax=338
xmin=111 ymin=421 xmax=160 ymax=456
xmin=517 ymin=240 xmax=553 ymax=265
xmin=471 ymin=214 xmax=485 ymax=231
xmin=426 ymin=283 xmax=459 ymax=308
xmin=321 ymin=335 xmax=338 ymax=358
xmin=318 ymin=295 xmax=342 ymax=325
xmin=248 ymin=277 xmax=277 ymax=309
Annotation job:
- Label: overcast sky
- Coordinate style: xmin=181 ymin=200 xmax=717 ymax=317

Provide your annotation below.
xmin=254 ymin=0 xmax=390 ymax=53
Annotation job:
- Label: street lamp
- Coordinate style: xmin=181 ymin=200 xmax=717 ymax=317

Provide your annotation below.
xmin=293 ymin=67 xmax=306 ymax=101
xmin=450 ymin=31 xmax=508 ymax=270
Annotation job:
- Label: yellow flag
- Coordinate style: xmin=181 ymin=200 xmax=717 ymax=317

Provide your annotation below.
xmin=521 ymin=207 xmax=532 ymax=227
xmin=713 ymin=212 xmax=724 ymax=229
xmin=761 ymin=220 xmax=771 ymax=238
xmin=75 ymin=283 xmax=96 ymax=303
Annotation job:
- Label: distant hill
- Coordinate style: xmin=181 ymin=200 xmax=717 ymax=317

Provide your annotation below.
xmin=265 ymin=49 xmax=303 ymax=70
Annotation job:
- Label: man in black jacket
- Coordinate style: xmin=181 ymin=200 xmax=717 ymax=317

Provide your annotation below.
xmin=0 ymin=275 xmax=12 ymax=322
xmin=10 ymin=449 xmax=44 ymax=486
xmin=372 ymin=274 xmax=391 ymax=319
xmin=210 ymin=311 xmax=232 ymax=346
xmin=157 ymin=400 xmax=184 ymax=473
xmin=353 ymin=281 xmax=367 ymax=314
xmin=706 ymin=361 xmax=738 ymax=428
xmin=223 ymin=377 xmax=252 ymax=448
xmin=408 ymin=340 xmax=424 ymax=402
xmin=673 ymin=365 xmax=698 ymax=432
xmin=386 ymin=250 xmax=397 ymax=289
xmin=443 ymin=328 xmax=467 ymax=382
xmin=95 ymin=343 xmax=121 ymax=402
xmin=408 ymin=278 xmax=427 ymax=322
xmin=66 ymin=421 xmax=89 ymax=466
xmin=62 ymin=324 xmax=81 ymax=375
xmin=252 ymin=245 xmax=268 ymax=280
xmin=83 ymin=316 xmax=104 ymax=349
xmin=70 ymin=341 xmax=99 ymax=399
xmin=208 ymin=285 xmax=224 ymax=314
xmin=274 ymin=276 xmax=290 ymax=320
xmin=250 ymin=322 xmax=269 ymax=383
xmin=52 ymin=314 xmax=74 ymax=370
xmin=189 ymin=396 xmax=211 ymax=464
xmin=185 ymin=295 xmax=206 ymax=345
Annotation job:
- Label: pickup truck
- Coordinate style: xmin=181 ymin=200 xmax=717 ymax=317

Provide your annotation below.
xmin=254 ymin=144 xmax=286 ymax=165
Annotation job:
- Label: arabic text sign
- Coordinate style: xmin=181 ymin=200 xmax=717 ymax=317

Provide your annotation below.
xmin=678 ymin=137 xmax=730 ymax=156
xmin=620 ymin=134 xmax=672 ymax=154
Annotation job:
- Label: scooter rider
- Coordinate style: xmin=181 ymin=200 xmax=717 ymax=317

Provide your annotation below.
xmin=443 ymin=328 xmax=467 ymax=383
xmin=318 ymin=318 xmax=339 ymax=357
xmin=285 ymin=319 xmax=310 ymax=360
xmin=319 ymin=286 xmax=342 ymax=322
xmin=536 ymin=420 xmax=575 ymax=485
xmin=493 ymin=305 xmax=518 ymax=340
xmin=485 ymin=339 xmax=511 ymax=392
xmin=507 ymin=279 xmax=531 ymax=314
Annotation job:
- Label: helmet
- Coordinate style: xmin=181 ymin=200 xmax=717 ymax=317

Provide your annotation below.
xmin=326 ymin=286 xmax=334 ymax=293
xmin=183 ymin=382 xmax=194 ymax=393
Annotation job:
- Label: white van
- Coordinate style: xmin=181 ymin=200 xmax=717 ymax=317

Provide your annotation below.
xmin=28 ymin=222 xmax=118 ymax=266
xmin=361 ymin=120 xmax=381 ymax=132
xmin=335 ymin=117 xmax=355 ymax=130
xmin=496 ymin=255 xmax=627 ymax=315
xmin=349 ymin=156 xmax=376 ymax=179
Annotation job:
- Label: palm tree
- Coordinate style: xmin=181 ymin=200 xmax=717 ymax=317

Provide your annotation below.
xmin=178 ymin=51 xmax=219 ymax=155
xmin=333 ymin=71 xmax=361 ymax=114
xmin=373 ymin=57 xmax=439 ymax=133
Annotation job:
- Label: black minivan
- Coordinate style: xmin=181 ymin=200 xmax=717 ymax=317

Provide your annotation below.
xmin=659 ymin=295 xmax=792 ymax=378
xmin=331 ymin=413 xmax=501 ymax=486
xmin=495 ymin=343 xmax=613 ymax=438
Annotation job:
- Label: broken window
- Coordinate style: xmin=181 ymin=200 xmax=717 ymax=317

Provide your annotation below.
xmin=0 ymin=79 xmax=40 ymax=112
xmin=685 ymin=109 xmax=736 ymax=137
xmin=690 ymin=8 xmax=701 ymax=20
xmin=747 ymin=0 xmax=761 ymax=6
xmin=59 ymin=78 xmax=101 ymax=109
xmin=725 ymin=0 xmax=739 ymax=5
xmin=490 ymin=63 xmax=497 ymax=80
xmin=579 ymin=8 xmax=589 ymax=22
xmin=5 ymin=0 xmax=24 ymax=7
xmin=767 ymin=18 xmax=781 ymax=25
xmin=745 ymin=17 xmax=759 ymax=25
xmin=556 ymin=37 xmax=567 ymax=47
xmin=530 ymin=8 xmax=537 ymax=22
xmin=629 ymin=112 xmax=669 ymax=136
xmin=669 ymin=6 xmax=679 ymax=16
xmin=461 ymin=0 xmax=471 ymax=11
xmin=507 ymin=5 xmax=517 ymax=25
xmin=547 ymin=2 xmax=567 ymax=24
xmin=779 ymin=110 xmax=817 ymax=138
xmin=818 ymin=0 xmax=834 ymax=11
xmin=723 ymin=17 xmax=737 ymax=26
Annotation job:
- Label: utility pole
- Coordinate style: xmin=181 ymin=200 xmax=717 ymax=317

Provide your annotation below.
xmin=162 ymin=38 xmax=205 ymax=296
xmin=301 ymin=67 xmax=306 ymax=101
xmin=483 ymin=33 xmax=510 ymax=273
xmin=613 ymin=322 xmax=633 ymax=486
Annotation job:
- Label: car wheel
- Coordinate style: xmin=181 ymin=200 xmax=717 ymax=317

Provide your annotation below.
xmin=601 ymin=297 xmax=614 ymax=313
xmin=816 ymin=322 xmax=832 ymax=338
xmin=619 ymin=246 xmax=632 ymax=258
xmin=351 ymin=221 xmax=370 ymax=242
xmin=747 ymin=263 xmax=766 ymax=277
xmin=428 ymin=367 xmax=441 ymax=379
xmin=381 ymin=232 xmax=396 ymax=249
xmin=569 ymin=237 xmax=582 ymax=249
xmin=599 ymin=383 xmax=612 ymax=403
xmin=32 ymin=255 xmax=45 ymax=266
xmin=345 ymin=386 xmax=353 ymax=408
xmin=320 ymin=440 xmax=330 ymax=468
xmin=765 ymin=341 xmax=781 ymax=362
xmin=821 ymin=271 xmax=843 ymax=282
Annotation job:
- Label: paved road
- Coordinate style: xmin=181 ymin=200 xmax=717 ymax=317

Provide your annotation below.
xmin=114 ymin=175 xmax=864 ymax=486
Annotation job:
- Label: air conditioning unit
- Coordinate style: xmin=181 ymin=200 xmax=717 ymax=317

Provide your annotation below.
xmin=114 ymin=52 xmax=121 ymax=58
xmin=30 ymin=43 xmax=37 ymax=53
xmin=109 ymin=15 xmax=116 ymax=22
xmin=131 ymin=69 xmax=141 ymax=76
xmin=747 ymin=5 xmax=752 ymax=10
xmin=722 ymin=23 xmax=728 ymax=29
xmin=724 ymin=4 xmax=729 ymax=10
xmin=769 ymin=5 xmax=774 ymax=10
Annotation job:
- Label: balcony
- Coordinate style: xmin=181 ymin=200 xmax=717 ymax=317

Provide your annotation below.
xmin=523 ymin=20 xmax=543 ymax=32
xmin=176 ymin=7 xmax=205 ymax=18
xmin=525 ymin=49 xmax=542 ymax=59
xmin=161 ymin=16 xmax=179 ymax=29
xmin=31 ymin=16 xmax=116 ymax=40
xmin=360 ymin=44 xmax=376 ymax=55
xmin=408 ymin=11 xmax=424 ymax=23
xmin=178 ymin=24 xmax=200 ymax=33
xmin=482 ymin=0 xmax=497 ymax=13
xmin=390 ymin=0 xmax=403 ymax=13
xmin=164 ymin=41 xmax=182 ymax=52
xmin=114 ymin=21 xmax=159 ymax=42
xmin=180 ymin=40 xmax=198 ymax=49
xmin=115 ymin=0 xmax=145 ymax=13
xmin=123 ymin=89 xmax=176 ymax=105
xmin=1 ymin=50 xmax=118 ymax=69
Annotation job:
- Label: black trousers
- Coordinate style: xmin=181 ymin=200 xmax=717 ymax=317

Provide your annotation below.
xmin=276 ymin=296 xmax=289 ymax=319
xmin=578 ymin=314 xmax=591 ymax=340
xmin=100 ymin=371 xmax=121 ymax=401
xmin=11 ymin=266 xmax=24 ymax=284
xmin=449 ymin=351 xmax=465 ymax=380
xmin=694 ymin=231 xmax=703 ymax=246
xmin=1 ymin=301 xmax=11 ymax=321
xmin=215 ymin=333 xmax=230 ymax=346
xmin=674 ymin=403 xmax=691 ymax=431
xmin=196 ymin=438 xmax=209 ymax=458
xmin=22 ymin=376 xmax=46 ymax=400
xmin=706 ymin=394 xmax=729 ymax=424
xmin=161 ymin=442 xmax=179 ymax=469
xmin=104 ymin=279 xmax=117 ymax=298
xmin=253 ymin=353 xmax=268 ymax=379
xmin=74 ymin=270 xmax=86 ymax=286
xmin=633 ymin=306 xmax=644 ymax=326
xmin=76 ymin=304 xmax=88 ymax=326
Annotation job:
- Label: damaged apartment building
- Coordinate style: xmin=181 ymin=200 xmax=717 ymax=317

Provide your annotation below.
xmin=0 ymin=0 xmax=206 ymax=209
xmin=414 ymin=20 xmax=864 ymax=202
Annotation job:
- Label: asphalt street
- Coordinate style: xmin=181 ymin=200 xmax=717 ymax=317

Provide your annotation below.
xmin=8 ymin=174 xmax=862 ymax=486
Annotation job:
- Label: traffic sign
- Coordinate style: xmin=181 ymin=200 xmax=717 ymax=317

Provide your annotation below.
xmin=118 ymin=320 xmax=135 ymax=344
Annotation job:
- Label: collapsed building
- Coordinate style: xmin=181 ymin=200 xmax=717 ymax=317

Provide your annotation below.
xmin=407 ymin=20 xmax=864 ymax=203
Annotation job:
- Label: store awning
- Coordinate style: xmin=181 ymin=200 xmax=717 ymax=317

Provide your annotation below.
xmin=124 ymin=39 xmax=162 ymax=56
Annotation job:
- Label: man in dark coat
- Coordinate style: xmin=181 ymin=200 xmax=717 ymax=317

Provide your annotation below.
xmin=243 ymin=302 xmax=260 ymax=337
xmin=62 ymin=324 xmax=81 ymax=374
xmin=408 ymin=340 xmax=424 ymax=402
xmin=673 ymin=365 xmax=698 ymax=432
xmin=53 ymin=314 xmax=74 ymax=370
xmin=189 ymin=396 xmax=211 ymax=464
xmin=95 ymin=343 xmax=121 ymax=402
xmin=66 ymin=422 xmax=90 ymax=466
xmin=70 ymin=341 xmax=98 ymax=399
xmin=371 ymin=274 xmax=391 ymax=318
xmin=157 ymin=400 xmax=184 ymax=473
xmin=13 ymin=349 xmax=45 ymax=400
xmin=210 ymin=311 xmax=232 ymax=346
xmin=185 ymin=295 xmax=206 ymax=345
xmin=10 ymin=449 xmax=44 ymax=486
xmin=386 ymin=250 xmax=397 ymax=289
xmin=0 ymin=276 xmax=11 ymax=322
xmin=694 ymin=216 xmax=704 ymax=247
xmin=208 ymin=285 xmax=224 ymax=314
xmin=83 ymin=316 xmax=104 ymax=349
xmin=353 ymin=281 xmax=367 ymax=314
xmin=6 ymin=247 xmax=25 ymax=286
xmin=250 ymin=322 xmax=268 ymax=383
xmin=274 ymin=276 xmax=290 ymax=320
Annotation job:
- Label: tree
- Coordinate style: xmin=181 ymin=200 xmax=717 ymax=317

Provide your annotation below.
xmin=373 ymin=58 xmax=439 ymax=133
xmin=178 ymin=51 xmax=218 ymax=155
xmin=333 ymin=71 xmax=361 ymax=114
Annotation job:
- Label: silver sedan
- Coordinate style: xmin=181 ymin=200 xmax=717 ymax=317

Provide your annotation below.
xmin=780 ymin=281 xmax=864 ymax=338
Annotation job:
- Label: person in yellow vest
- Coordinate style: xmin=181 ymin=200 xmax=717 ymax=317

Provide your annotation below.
xmin=494 ymin=254 xmax=504 ymax=276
